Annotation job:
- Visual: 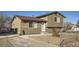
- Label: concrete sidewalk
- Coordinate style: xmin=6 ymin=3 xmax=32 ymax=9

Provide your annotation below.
xmin=0 ymin=34 xmax=18 ymax=39
xmin=0 ymin=33 xmax=51 ymax=39
xmin=20 ymin=33 xmax=52 ymax=37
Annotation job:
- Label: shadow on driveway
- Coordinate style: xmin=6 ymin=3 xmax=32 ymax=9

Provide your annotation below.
xmin=0 ymin=32 xmax=16 ymax=36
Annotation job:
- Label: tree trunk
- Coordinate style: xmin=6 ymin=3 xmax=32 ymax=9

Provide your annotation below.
xmin=52 ymin=28 xmax=60 ymax=36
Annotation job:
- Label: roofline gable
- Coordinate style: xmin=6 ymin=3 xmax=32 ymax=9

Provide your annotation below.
xmin=11 ymin=16 xmax=20 ymax=24
xmin=36 ymin=11 xmax=66 ymax=18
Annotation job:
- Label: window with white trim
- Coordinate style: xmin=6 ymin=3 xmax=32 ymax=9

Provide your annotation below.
xmin=54 ymin=17 xmax=60 ymax=23
xmin=29 ymin=21 xmax=33 ymax=27
xmin=34 ymin=23 xmax=37 ymax=28
xmin=57 ymin=17 xmax=60 ymax=23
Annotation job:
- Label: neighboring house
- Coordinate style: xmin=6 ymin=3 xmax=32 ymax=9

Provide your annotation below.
xmin=11 ymin=11 xmax=65 ymax=35
xmin=71 ymin=24 xmax=79 ymax=31
xmin=11 ymin=16 xmax=47 ymax=35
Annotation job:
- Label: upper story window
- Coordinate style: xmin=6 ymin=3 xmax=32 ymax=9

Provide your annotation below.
xmin=54 ymin=17 xmax=57 ymax=22
xmin=54 ymin=16 xmax=60 ymax=23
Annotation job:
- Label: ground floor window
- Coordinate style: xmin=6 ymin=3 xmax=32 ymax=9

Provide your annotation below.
xmin=34 ymin=23 xmax=37 ymax=28
xmin=29 ymin=21 xmax=33 ymax=28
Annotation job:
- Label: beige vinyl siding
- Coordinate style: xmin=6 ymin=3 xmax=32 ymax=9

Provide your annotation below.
xmin=21 ymin=21 xmax=41 ymax=34
xmin=47 ymin=13 xmax=64 ymax=27
xmin=39 ymin=13 xmax=64 ymax=33
xmin=12 ymin=17 xmax=21 ymax=34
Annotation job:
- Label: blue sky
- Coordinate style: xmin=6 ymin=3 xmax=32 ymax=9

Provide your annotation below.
xmin=1 ymin=11 xmax=79 ymax=24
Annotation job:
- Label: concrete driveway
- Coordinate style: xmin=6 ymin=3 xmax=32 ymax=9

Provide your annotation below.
xmin=0 ymin=34 xmax=58 ymax=47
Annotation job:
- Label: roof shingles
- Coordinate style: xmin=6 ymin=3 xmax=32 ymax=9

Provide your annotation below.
xmin=36 ymin=11 xmax=66 ymax=18
xmin=16 ymin=15 xmax=47 ymax=22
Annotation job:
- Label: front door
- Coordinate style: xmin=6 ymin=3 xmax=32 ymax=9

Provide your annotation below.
xmin=41 ymin=23 xmax=46 ymax=33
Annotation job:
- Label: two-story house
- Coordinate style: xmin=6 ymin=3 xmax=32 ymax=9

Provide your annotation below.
xmin=11 ymin=11 xmax=65 ymax=35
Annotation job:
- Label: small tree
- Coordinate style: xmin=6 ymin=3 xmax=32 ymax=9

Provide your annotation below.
xmin=63 ymin=22 xmax=73 ymax=31
xmin=0 ymin=13 xmax=5 ymax=32
xmin=0 ymin=12 xmax=12 ymax=32
xmin=52 ymin=28 xmax=60 ymax=36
